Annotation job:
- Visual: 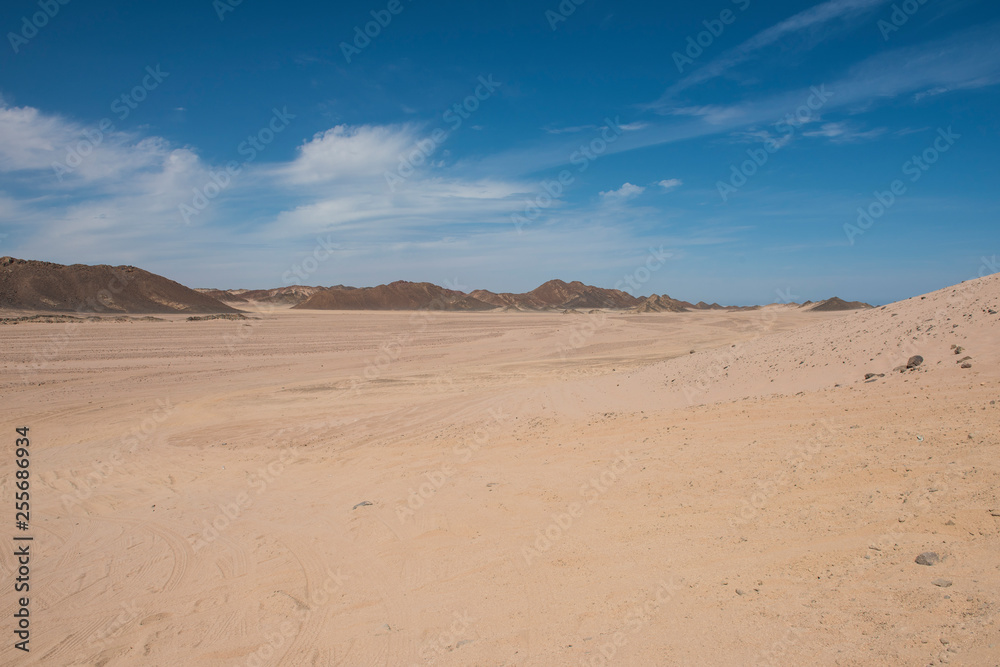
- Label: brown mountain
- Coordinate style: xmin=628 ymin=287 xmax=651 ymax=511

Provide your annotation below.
xmin=472 ymin=279 xmax=642 ymax=310
xmin=293 ymin=281 xmax=495 ymax=311
xmin=0 ymin=257 xmax=240 ymax=314
xmin=197 ymin=286 xmax=328 ymax=306
xmin=629 ymin=294 xmax=692 ymax=313
xmin=808 ymin=297 xmax=873 ymax=312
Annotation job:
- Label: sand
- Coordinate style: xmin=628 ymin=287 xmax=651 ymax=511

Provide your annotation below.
xmin=1 ymin=275 xmax=998 ymax=666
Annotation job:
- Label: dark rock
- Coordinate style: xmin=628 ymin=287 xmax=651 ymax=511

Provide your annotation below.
xmin=352 ymin=501 xmax=373 ymax=510
xmin=915 ymin=552 xmax=940 ymax=566
xmin=961 ymin=363 xmax=972 ymax=369
xmin=954 ymin=346 xmax=964 ymax=354
xmin=956 ymin=356 xmax=972 ymax=363
xmin=906 ymin=355 xmax=923 ymax=369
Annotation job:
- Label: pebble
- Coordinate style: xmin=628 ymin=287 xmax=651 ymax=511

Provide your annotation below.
xmin=915 ymin=552 xmax=940 ymax=566
xmin=932 ymin=578 xmax=953 ymax=588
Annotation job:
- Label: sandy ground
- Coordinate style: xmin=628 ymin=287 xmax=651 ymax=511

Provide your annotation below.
xmin=1 ymin=276 xmax=998 ymax=666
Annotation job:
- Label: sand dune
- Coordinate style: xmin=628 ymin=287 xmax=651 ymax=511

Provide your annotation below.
xmin=0 ymin=274 xmax=997 ymax=665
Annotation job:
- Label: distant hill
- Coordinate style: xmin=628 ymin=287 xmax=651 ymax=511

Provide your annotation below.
xmin=196 ymin=285 xmax=328 ymax=306
xmin=472 ymin=279 xmax=641 ymax=310
xmin=629 ymin=294 xmax=691 ymax=313
xmin=2 ymin=257 xmax=874 ymax=315
xmin=293 ymin=281 xmax=495 ymax=311
xmin=807 ymin=297 xmax=873 ymax=312
xmin=0 ymin=257 xmax=239 ymax=314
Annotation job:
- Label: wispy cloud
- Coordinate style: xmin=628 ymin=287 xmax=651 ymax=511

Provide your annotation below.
xmin=657 ymin=178 xmax=682 ymax=191
xmin=654 ymin=0 xmax=892 ymax=104
xmin=802 ymin=121 xmax=886 ymax=142
xmin=545 ymin=121 xmax=647 ymax=134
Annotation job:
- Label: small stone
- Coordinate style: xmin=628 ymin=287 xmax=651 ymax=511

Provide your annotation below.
xmin=954 ymin=346 xmax=964 ymax=354
xmin=352 ymin=501 xmax=373 ymax=510
xmin=956 ymin=356 xmax=972 ymax=363
xmin=932 ymin=579 xmax=953 ymax=588
xmin=735 ymin=588 xmax=746 ymax=596
xmin=945 ymin=519 xmax=955 ymax=526
xmin=961 ymin=363 xmax=972 ymax=369
xmin=892 ymin=365 xmax=906 ymax=373
xmin=915 ymin=552 xmax=940 ymax=566
xmin=906 ymin=355 xmax=923 ymax=369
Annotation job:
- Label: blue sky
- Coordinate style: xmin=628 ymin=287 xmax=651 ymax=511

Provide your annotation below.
xmin=1 ymin=0 xmax=998 ymax=305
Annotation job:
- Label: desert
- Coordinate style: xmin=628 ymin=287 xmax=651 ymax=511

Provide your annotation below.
xmin=1 ymin=262 xmax=997 ymax=665
xmin=3 ymin=1 xmax=1000 ymax=664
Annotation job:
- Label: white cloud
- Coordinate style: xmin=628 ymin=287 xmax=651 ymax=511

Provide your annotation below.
xmin=600 ymin=183 xmax=645 ymax=200
xmin=0 ymin=103 xmax=178 ymax=185
xmin=280 ymin=124 xmax=419 ymax=185
xmin=657 ymin=179 xmax=682 ymax=191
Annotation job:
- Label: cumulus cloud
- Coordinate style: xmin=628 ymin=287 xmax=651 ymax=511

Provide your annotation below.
xmin=600 ymin=183 xmax=645 ymax=200
xmin=657 ymin=178 xmax=682 ymax=191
